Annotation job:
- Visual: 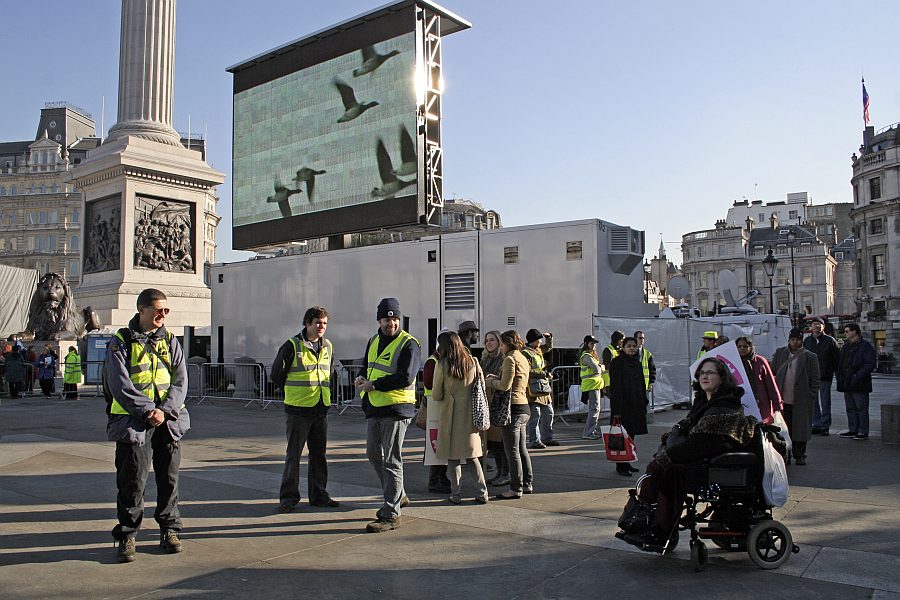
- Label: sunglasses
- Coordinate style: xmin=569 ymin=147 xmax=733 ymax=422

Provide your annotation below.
xmin=145 ymin=307 xmax=170 ymax=316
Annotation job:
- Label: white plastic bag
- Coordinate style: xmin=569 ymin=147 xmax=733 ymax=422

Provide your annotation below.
xmin=771 ymin=411 xmax=793 ymax=452
xmin=761 ymin=433 xmax=789 ymax=507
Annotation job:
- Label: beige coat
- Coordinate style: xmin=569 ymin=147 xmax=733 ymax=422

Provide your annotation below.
xmin=433 ymin=359 xmax=483 ymax=460
xmin=489 ymin=349 xmax=530 ymax=406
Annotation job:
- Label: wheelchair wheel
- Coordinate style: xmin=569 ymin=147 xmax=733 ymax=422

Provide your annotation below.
xmin=747 ymin=520 xmax=792 ymax=570
xmin=690 ymin=540 xmax=708 ymax=572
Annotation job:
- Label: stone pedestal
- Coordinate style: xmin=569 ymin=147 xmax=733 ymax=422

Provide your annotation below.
xmin=67 ymin=135 xmax=224 ymax=335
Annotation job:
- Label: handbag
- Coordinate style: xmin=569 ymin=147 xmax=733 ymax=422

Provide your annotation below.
xmin=489 ymin=389 xmax=511 ymax=427
xmin=529 ymin=378 xmax=552 ymax=395
xmin=471 ymin=363 xmax=490 ymax=431
xmin=414 ymin=401 xmax=427 ymax=430
xmin=617 ymin=474 xmax=654 ymax=534
xmin=600 ymin=418 xmax=638 ymax=463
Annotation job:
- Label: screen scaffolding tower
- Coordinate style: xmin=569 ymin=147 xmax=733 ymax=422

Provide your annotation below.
xmin=418 ymin=6 xmax=443 ymax=226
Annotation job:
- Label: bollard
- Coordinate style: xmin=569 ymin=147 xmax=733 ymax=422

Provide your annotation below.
xmin=881 ymin=403 xmax=900 ymax=444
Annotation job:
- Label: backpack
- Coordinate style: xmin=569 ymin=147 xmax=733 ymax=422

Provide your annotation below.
xmin=103 ymin=328 xmax=174 ymax=415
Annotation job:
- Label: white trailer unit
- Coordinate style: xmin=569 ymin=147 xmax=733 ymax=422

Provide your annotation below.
xmin=210 ymin=219 xmax=650 ymax=364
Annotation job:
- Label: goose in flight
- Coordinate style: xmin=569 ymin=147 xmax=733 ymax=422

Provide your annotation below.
xmin=293 ymin=167 xmax=326 ymax=202
xmin=390 ymin=124 xmax=417 ymax=177
xmin=335 ymin=78 xmax=379 ymax=123
xmin=353 ymin=45 xmax=400 ymax=77
xmin=372 ymin=138 xmax=415 ymax=199
xmin=266 ymin=179 xmax=302 ymax=218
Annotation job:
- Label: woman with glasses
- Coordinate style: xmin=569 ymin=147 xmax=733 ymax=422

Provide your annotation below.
xmin=620 ymin=357 xmax=755 ymax=548
xmin=736 ymin=336 xmax=782 ymax=424
xmin=608 ymin=336 xmax=648 ymax=476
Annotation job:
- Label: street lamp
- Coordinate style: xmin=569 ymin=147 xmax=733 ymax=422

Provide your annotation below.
xmin=643 ymin=259 xmax=651 ymax=303
xmin=786 ymin=230 xmax=797 ymax=326
xmin=762 ymin=249 xmax=779 ymax=314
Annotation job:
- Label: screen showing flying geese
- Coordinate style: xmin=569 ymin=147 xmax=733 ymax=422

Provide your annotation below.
xmin=231 ymin=31 xmax=418 ymax=245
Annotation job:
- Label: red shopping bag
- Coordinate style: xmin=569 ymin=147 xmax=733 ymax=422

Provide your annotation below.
xmin=601 ymin=419 xmax=638 ymax=463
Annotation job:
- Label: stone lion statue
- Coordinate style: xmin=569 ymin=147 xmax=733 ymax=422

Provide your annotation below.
xmin=21 ymin=272 xmax=101 ymax=340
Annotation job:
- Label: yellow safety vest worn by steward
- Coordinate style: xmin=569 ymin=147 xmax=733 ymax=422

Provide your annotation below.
xmin=422 ymin=354 xmax=438 ymax=396
xmin=284 ymin=336 xmax=332 ymax=407
xmin=109 ymin=330 xmax=174 ymax=415
xmin=697 ymin=347 xmax=708 ymax=360
xmin=601 ymin=344 xmax=618 ymax=388
xmin=64 ymin=351 xmax=82 ymax=384
xmin=522 ymin=346 xmax=546 ymax=375
xmin=579 ymin=351 xmax=603 ymax=392
xmin=639 ymin=348 xmax=652 ymax=390
xmin=365 ymin=330 xmax=420 ymax=407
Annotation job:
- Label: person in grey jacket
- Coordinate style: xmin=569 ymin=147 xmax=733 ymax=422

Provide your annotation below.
xmin=772 ymin=328 xmax=820 ymax=465
xmin=106 ymin=288 xmax=189 ymax=563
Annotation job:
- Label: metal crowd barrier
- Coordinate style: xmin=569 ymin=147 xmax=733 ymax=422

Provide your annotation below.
xmin=333 ymin=361 xmax=365 ymax=415
xmin=550 ymin=365 xmax=586 ymax=424
xmin=198 ymin=362 xmax=267 ymax=408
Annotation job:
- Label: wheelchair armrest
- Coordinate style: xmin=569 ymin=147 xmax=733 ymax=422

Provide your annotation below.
xmin=709 ymin=452 xmax=757 ymax=467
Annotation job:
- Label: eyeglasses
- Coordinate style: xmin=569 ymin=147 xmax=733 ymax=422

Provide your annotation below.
xmin=697 ymin=370 xmax=719 ymax=377
xmin=146 ymin=307 xmax=170 ymax=316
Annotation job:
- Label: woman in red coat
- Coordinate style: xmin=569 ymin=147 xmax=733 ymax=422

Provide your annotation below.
xmin=736 ymin=336 xmax=782 ymax=423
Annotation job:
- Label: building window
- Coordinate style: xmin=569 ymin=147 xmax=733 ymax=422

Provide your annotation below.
xmin=49 ymin=210 xmax=58 ymax=224
xmin=759 ymin=213 xmax=765 ymax=223
xmin=754 ymin=269 xmax=765 ymax=287
xmin=566 ymin=241 xmax=583 ymax=261
xmin=697 ymin=246 xmax=704 ymax=258
xmin=699 ymin=271 xmax=707 ymax=287
xmin=834 ymin=251 xmax=844 ymax=260
xmin=39 ymin=211 xmax=47 ymax=224
xmin=873 ymin=254 xmax=886 ymax=285
xmin=789 ymin=210 xmax=798 ymax=220
xmin=801 ymin=266 xmax=812 ymax=285
xmin=71 ymin=209 xmax=80 ymax=223
xmin=870 ymin=177 xmax=882 ymax=200
xmin=504 ymin=246 xmax=519 ymax=264
xmin=427 ymin=250 xmax=436 ymax=263
xmin=69 ymin=260 xmax=80 ymax=277
xmin=870 ymin=218 xmax=884 ymax=235
xmin=777 ymin=268 xmax=787 ymax=286
xmin=10 ymin=186 xmax=16 ymax=195
xmin=718 ymin=244 xmax=726 ymax=257
xmin=48 ymin=235 xmax=57 ymax=250
xmin=0 ymin=186 xmax=5 ymax=195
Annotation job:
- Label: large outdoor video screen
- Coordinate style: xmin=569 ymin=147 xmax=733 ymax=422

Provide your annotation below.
xmin=232 ymin=31 xmax=418 ymax=247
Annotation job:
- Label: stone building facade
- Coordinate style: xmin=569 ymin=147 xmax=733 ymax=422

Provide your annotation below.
xmin=0 ymin=103 xmax=220 ymax=286
xmin=850 ymin=122 xmax=900 ymax=353
xmin=725 ymin=192 xmax=852 ymax=244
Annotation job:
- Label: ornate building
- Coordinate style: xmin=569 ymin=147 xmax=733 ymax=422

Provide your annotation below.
xmin=850 ymin=122 xmax=900 ymax=353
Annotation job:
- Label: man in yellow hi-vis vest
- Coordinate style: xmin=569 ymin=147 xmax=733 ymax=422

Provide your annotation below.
xmin=355 ymin=298 xmax=421 ymax=533
xmin=63 ymin=345 xmax=82 ymax=400
xmin=106 ymin=288 xmax=189 ymax=564
xmin=271 ymin=306 xmax=338 ymax=513
xmin=601 ymin=330 xmax=625 ymax=396
xmin=634 ymin=330 xmax=656 ymax=397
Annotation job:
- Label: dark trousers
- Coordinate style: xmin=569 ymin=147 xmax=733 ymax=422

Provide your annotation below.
xmin=64 ymin=382 xmax=78 ymax=399
xmin=429 ymin=465 xmax=451 ymax=487
xmin=6 ymin=381 xmax=23 ymax=398
xmin=639 ymin=461 xmax=686 ymax=536
xmin=113 ymin=425 xmax=181 ymax=540
xmin=280 ymin=412 xmax=330 ymax=504
xmin=39 ymin=378 xmax=55 ymax=397
xmin=487 ymin=440 xmax=508 ymax=476
xmin=782 ymin=405 xmax=807 ymax=459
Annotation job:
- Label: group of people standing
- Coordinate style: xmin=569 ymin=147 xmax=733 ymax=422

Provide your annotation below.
xmin=1 ymin=341 xmax=81 ymax=399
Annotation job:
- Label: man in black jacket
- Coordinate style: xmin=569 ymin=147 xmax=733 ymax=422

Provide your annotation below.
xmin=803 ymin=317 xmax=840 ymax=436
xmin=836 ymin=323 xmax=877 ymax=440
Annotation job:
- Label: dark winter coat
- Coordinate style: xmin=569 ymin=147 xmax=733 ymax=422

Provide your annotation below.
xmin=771 ymin=346 xmax=820 ymax=443
xmin=4 ymin=352 xmax=26 ymax=384
xmin=608 ymin=352 xmax=648 ymax=436
xmin=803 ymin=333 xmax=840 ymax=381
xmin=656 ymin=386 xmax=754 ymax=466
xmin=836 ymin=338 xmax=877 ymax=394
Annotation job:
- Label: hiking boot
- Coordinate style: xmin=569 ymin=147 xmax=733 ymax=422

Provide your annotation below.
xmin=160 ymin=530 xmax=183 ymax=554
xmin=490 ymin=475 xmax=510 ymax=487
xmin=366 ymin=516 xmax=401 ymax=533
xmin=116 ymin=537 xmax=136 ymax=563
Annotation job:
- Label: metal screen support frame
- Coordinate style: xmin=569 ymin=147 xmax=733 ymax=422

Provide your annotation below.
xmin=417 ymin=7 xmax=443 ymax=226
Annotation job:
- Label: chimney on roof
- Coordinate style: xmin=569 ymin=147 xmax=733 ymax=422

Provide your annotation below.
xmin=715 ymin=219 xmax=727 ymax=230
xmin=770 ymin=213 xmax=779 ymax=229
xmin=745 ymin=216 xmax=754 ymax=232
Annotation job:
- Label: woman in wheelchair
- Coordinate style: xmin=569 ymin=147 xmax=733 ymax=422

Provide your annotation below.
xmin=619 ymin=357 xmax=758 ymax=549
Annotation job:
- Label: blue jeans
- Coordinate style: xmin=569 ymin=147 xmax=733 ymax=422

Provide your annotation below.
xmin=582 ymin=390 xmax=601 ymax=437
xmin=812 ymin=378 xmax=833 ymax=430
xmin=844 ymin=391 xmax=870 ymax=436
xmin=527 ymin=403 xmax=554 ymax=444
xmin=366 ymin=416 xmax=410 ymax=519
xmin=501 ymin=413 xmax=533 ymax=493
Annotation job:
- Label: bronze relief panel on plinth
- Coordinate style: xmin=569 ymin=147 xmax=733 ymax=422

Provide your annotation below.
xmin=83 ymin=195 xmax=122 ymax=274
xmin=134 ymin=195 xmax=195 ymax=273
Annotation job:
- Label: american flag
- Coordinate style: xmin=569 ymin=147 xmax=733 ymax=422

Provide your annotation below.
xmin=863 ymin=78 xmax=870 ymax=125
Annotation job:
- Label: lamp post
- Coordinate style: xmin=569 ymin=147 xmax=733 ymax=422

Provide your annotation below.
xmin=762 ymin=249 xmax=779 ymax=314
xmin=786 ymin=230 xmax=798 ymax=326
xmin=643 ymin=259 xmax=651 ymax=303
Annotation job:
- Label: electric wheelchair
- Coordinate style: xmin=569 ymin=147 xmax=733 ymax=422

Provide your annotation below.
xmin=616 ymin=423 xmax=799 ymax=572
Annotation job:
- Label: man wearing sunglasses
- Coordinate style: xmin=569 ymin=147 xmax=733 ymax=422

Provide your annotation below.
xmin=105 ymin=288 xmax=189 ymax=563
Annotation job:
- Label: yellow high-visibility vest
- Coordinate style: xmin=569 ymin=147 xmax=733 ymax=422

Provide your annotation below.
xmin=601 ymin=344 xmax=618 ymax=387
xmin=63 ymin=351 xmax=82 ymax=384
xmin=639 ymin=348 xmax=652 ymax=390
xmin=579 ymin=351 xmax=603 ymax=392
xmin=283 ymin=336 xmax=332 ymax=407
xmin=109 ymin=331 xmax=173 ymax=415
xmin=365 ymin=330 xmax=420 ymax=407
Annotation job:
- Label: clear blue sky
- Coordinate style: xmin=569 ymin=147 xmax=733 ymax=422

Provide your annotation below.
xmin=3 ymin=0 xmax=897 ymax=265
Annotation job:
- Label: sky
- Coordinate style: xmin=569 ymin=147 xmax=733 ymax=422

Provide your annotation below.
xmin=3 ymin=0 xmax=898 ymax=266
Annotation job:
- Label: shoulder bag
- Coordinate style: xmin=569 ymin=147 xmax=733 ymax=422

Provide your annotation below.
xmin=471 ymin=362 xmax=490 ymax=431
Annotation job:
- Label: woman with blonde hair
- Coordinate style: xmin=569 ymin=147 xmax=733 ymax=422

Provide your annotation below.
xmin=433 ymin=331 xmax=488 ymax=504
xmin=487 ymin=330 xmax=533 ymax=499
xmin=480 ymin=330 xmax=508 ymax=485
